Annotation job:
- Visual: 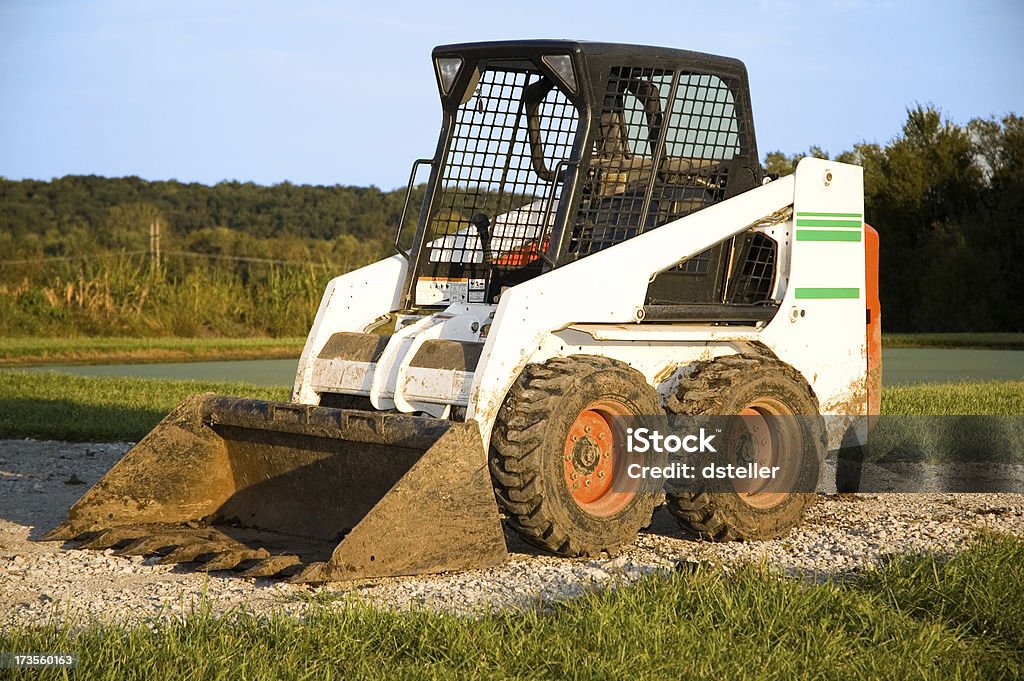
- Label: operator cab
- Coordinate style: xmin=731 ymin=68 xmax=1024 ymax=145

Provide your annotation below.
xmin=398 ymin=40 xmax=777 ymax=321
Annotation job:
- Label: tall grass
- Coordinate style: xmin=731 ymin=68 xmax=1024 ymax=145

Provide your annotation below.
xmin=6 ymin=252 xmax=1024 ymax=344
xmin=0 ymin=254 xmax=330 ymax=338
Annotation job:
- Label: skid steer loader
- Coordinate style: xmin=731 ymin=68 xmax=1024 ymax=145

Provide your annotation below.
xmin=47 ymin=40 xmax=881 ymax=582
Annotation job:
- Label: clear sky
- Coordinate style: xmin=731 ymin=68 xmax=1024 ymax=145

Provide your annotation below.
xmin=1 ymin=0 xmax=1021 ymax=190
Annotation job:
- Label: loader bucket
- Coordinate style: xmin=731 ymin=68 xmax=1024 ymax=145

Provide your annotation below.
xmin=44 ymin=393 xmax=508 ymax=582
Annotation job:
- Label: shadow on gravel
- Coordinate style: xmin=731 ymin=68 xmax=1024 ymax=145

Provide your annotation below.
xmin=501 ymin=525 xmax=551 ymax=556
xmin=500 ymin=506 xmax=702 ymax=556
xmin=643 ymin=506 xmax=704 ymax=542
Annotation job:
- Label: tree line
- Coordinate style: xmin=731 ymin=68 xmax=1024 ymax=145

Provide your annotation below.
xmin=0 ymin=176 xmax=418 ymax=268
xmin=1 ymin=105 xmax=1021 ymax=333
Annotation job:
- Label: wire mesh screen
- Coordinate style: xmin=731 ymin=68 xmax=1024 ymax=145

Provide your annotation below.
xmin=570 ymin=68 xmax=746 ymax=260
xmin=650 ymin=73 xmax=741 ymax=228
xmin=414 ymin=64 xmax=578 ymax=306
xmin=570 ymin=67 xmax=672 ymax=257
xmin=727 ymin=232 xmax=777 ymax=304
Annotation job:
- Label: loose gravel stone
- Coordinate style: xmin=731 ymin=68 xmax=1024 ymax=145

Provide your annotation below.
xmin=1 ymin=438 xmax=1023 ymax=628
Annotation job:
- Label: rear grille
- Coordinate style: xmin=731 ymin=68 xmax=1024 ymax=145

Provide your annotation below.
xmin=728 ymin=232 xmax=778 ymax=304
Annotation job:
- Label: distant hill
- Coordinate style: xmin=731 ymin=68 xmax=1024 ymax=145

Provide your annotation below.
xmin=0 ymin=175 xmax=422 ymax=262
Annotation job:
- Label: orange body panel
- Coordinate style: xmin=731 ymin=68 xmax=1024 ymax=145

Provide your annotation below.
xmin=864 ymin=224 xmax=882 ymax=415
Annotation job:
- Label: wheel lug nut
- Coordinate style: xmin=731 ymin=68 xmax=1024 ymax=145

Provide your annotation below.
xmin=565 ymin=455 xmax=572 ymax=461
xmin=598 ymin=471 xmax=606 ymax=479
xmin=584 ymin=426 xmax=592 ymax=433
xmin=571 ymin=472 xmax=578 ymax=480
xmin=585 ymin=479 xmax=592 ymax=487
xmin=598 ymin=432 xmax=605 ymax=440
xmin=573 ymin=482 xmax=580 ymax=490
xmin=761 ymin=439 xmax=768 ymax=446
xmin=571 ymin=435 xmax=578 ymax=442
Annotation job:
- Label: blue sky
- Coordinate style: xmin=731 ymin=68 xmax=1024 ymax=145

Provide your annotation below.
xmin=1 ymin=0 xmax=1021 ymax=189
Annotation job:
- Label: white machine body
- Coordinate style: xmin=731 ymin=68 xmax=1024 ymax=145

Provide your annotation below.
xmin=293 ymin=158 xmax=869 ymax=451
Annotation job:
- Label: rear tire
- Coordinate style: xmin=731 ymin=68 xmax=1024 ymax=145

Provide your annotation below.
xmin=664 ymin=354 xmax=824 ymax=541
xmin=490 ymin=355 xmax=662 ymax=557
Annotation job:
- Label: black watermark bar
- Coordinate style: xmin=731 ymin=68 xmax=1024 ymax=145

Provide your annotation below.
xmin=601 ymin=415 xmax=1024 ymax=495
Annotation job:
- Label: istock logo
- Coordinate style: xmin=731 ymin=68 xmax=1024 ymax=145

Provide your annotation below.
xmin=626 ymin=427 xmax=717 ymax=454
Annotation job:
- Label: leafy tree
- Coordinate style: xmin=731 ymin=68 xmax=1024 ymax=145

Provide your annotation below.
xmin=103 ymin=202 xmax=166 ymax=252
xmin=761 ymin=146 xmax=829 ymax=177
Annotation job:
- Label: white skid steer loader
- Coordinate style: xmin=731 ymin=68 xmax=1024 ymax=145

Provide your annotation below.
xmin=48 ymin=40 xmax=881 ymax=582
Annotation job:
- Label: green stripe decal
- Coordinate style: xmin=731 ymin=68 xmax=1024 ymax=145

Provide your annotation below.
xmin=796 ymin=230 xmax=862 ymax=242
xmin=795 ymin=219 xmax=863 ymax=228
xmin=795 ymin=287 xmax=861 ymax=299
xmin=795 ymin=212 xmax=863 ymax=218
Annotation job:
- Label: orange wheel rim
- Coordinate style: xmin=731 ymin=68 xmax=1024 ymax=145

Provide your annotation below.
xmin=563 ymin=399 xmax=635 ymax=517
xmin=729 ymin=404 xmax=787 ymax=508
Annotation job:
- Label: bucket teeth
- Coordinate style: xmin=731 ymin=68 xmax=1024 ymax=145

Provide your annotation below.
xmin=200 ymin=548 xmax=271 ymax=572
xmin=240 ymin=555 xmax=302 ymax=579
xmin=114 ymin=535 xmax=179 ymax=557
xmin=157 ymin=542 xmax=223 ymax=565
xmin=79 ymin=527 xmax=148 ymax=550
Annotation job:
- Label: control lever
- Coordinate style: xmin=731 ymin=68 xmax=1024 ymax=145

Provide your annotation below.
xmin=471 ymin=213 xmax=492 ymax=265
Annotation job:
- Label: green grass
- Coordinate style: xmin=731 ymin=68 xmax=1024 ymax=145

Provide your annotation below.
xmin=3 ymin=333 xmax=1018 ymax=368
xmin=884 ymin=333 xmax=1024 ymax=349
xmin=881 ymin=380 xmax=1024 ymax=415
xmin=0 ymin=372 xmax=1021 ymax=442
xmin=0 ymin=336 xmax=305 ymax=367
xmin=875 ymin=381 xmax=1024 ymax=463
xmin=854 ymin=534 xmax=1024 ymax=657
xmin=2 ymin=534 xmax=1021 ymax=679
xmin=0 ymin=371 xmax=288 ymax=441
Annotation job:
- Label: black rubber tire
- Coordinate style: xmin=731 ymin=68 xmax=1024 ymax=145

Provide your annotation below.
xmin=490 ymin=355 xmax=663 ymax=557
xmin=664 ymin=354 xmax=824 ymax=541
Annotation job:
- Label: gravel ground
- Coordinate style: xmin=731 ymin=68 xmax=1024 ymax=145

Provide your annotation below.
xmin=2 ymin=438 xmax=1023 ymax=629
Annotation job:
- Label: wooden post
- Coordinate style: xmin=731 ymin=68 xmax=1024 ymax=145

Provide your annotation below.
xmin=149 ymin=220 xmax=161 ymax=271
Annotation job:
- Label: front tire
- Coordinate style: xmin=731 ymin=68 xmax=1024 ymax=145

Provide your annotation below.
xmin=490 ymin=356 xmax=662 ymax=557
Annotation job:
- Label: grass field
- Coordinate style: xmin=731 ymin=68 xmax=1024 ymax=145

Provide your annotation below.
xmin=1 ymin=534 xmax=1021 ymax=679
xmin=0 ymin=371 xmax=289 ymax=442
xmin=0 ymin=332 xmax=1019 ymax=369
xmin=1 ymin=371 xmax=1022 ymax=442
xmin=883 ymin=333 xmax=1024 ymax=349
xmin=0 ymin=337 xmax=306 ymax=367
xmin=882 ymin=380 xmax=1024 ymax=415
